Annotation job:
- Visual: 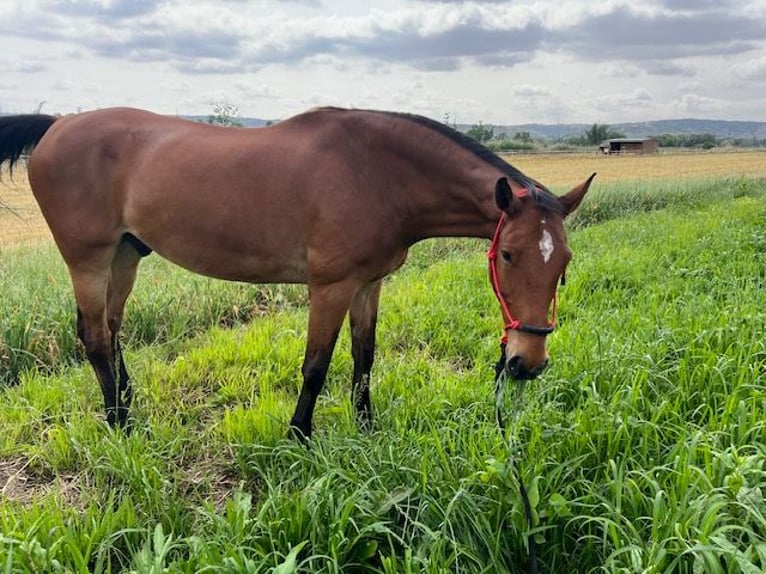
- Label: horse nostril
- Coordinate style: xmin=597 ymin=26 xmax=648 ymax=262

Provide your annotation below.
xmin=505 ymin=356 xmax=548 ymax=380
xmin=505 ymin=355 xmax=523 ymax=378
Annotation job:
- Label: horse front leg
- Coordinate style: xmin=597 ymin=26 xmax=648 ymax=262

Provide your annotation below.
xmin=349 ymin=279 xmax=382 ymax=431
xmin=289 ymin=280 xmax=358 ymax=440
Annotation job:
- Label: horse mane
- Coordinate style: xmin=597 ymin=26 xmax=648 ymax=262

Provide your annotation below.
xmin=381 ymin=111 xmax=563 ymax=214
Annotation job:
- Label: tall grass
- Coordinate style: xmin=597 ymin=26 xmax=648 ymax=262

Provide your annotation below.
xmin=1 ymin=177 xmax=765 ymax=572
xmin=0 ymin=250 xmax=307 ymax=386
xmin=566 ymin=175 xmax=764 ymax=228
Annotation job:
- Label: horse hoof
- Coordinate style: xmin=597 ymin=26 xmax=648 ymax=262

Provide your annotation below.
xmin=287 ymin=424 xmax=311 ymax=444
xmin=356 ymin=414 xmax=373 ymax=433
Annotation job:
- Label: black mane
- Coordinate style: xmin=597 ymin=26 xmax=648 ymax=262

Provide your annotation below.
xmin=385 ymin=111 xmax=563 ymax=213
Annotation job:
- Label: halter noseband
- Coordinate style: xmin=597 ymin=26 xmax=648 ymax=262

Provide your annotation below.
xmin=487 ymin=208 xmax=558 ymax=343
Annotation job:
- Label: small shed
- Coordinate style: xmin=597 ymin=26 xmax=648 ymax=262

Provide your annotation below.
xmin=599 ymin=138 xmax=659 ymax=155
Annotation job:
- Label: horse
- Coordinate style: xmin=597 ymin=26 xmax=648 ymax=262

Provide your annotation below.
xmin=0 ymin=107 xmax=594 ymax=438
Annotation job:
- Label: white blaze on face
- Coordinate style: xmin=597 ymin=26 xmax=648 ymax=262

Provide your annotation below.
xmin=539 ymin=227 xmax=554 ymax=263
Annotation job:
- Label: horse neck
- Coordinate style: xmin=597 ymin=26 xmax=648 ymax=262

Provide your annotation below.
xmin=349 ymin=114 xmax=505 ymax=244
xmin=396 ymin=149 xmax=502 ymax=245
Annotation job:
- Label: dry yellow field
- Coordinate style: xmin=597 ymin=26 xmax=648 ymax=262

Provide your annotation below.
xmin=1 ymin=150 xmax=765 ymax=248
xmin=0 ymin=168 xmax=53 ymax=248
xmin=503 ymin=149 xmax=766 ymax=188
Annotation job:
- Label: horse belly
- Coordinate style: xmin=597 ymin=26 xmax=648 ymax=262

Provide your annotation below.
xmin=157 ymin=243 xmax=308 ymax=284
xmin=135 ymin=217 xmax=309 ymax=284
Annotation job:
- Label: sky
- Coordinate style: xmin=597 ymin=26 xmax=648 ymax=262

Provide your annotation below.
xmin=1 ymin=0 xmax=765 ymax=125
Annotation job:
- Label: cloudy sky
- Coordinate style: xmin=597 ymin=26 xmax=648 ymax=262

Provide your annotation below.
xmin=1 ymin=0 xmax=765 ymax=125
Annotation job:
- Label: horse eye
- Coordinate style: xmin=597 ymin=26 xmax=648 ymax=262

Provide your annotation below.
xmin=501 ymin=250 xmax=512 ymax=263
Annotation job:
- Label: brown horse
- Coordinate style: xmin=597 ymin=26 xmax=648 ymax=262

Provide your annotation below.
xmin=0 ymin=107 xmax=594 ymax=438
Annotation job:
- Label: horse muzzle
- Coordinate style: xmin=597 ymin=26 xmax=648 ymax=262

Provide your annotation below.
xmin=506 ymin=355 xmax=549 ymax=380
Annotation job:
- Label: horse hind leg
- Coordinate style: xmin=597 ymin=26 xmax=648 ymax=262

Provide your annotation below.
xmin=71 ymin=239 xmax=142 ymax=429
xmin=72 ymin=254 xmax=122 ymax=427
xmin=105 ymin=240 xmax=143 ymax=425
xmin=349 ymin=279 xmax=382 ymax=431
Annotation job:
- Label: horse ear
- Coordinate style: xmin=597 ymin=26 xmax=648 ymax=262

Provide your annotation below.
xmin=560 ymin=172 xmax=596 ymax=218
xmin=495 ymin=177 xmax=522 ymax=214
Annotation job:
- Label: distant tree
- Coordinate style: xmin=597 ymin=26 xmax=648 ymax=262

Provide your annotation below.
xmin=689 ymin=133 xmax=718 ymax=149
xmin=513 ymin=131 xmax=533 ymax=144
xmin=583 ymin=123 xmax=625 ymax=145
xmin=487 ymin=139 xmax=536 ymax=152
xmin=657 ymin=133 xmax=720 ymax=149
xmin=466 ymin=121 xmax=495 ymax=143
xmin=657 ymin=134 xmax=680 ymax=148
xmin=730 ymin=136 xmax=766 ymax=148
xmin=207 ymin=102 xmax=243 ymax=127
xmin=566 ymin=123 xmax=626 ymax=146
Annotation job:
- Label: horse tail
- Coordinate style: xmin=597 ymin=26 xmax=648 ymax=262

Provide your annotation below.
xmin=0 ymin=114 xmax=58 ymax=173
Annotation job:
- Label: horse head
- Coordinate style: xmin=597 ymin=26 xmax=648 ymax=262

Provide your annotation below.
xmin=490 ymin=173 xmax=596 ymax=380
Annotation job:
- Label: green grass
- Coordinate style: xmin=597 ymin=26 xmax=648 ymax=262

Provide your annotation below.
xmin=0 ymin=248 xmax=307 ymax=386
xmin=566 ymin=175 xmax=765 ymax=229
xmin=1 ymin=178 xmax=765 ymax=572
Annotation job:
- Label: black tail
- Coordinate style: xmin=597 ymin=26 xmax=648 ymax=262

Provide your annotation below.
xmin=0 ymin=114 xmax=58 ymax=172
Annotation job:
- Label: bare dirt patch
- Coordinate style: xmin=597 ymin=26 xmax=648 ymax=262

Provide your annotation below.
xmin=177 ymin=448 xmax=242 ymax=512
xmin=0 ymin=456 xmax=84 ymax=509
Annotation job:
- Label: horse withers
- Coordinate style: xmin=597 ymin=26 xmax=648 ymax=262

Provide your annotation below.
xmin=0 ymin=107 xmax=594 ymax=438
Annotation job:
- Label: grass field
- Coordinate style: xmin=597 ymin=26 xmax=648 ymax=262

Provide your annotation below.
xmin=1 ymin=153 xmax=766 ymax=572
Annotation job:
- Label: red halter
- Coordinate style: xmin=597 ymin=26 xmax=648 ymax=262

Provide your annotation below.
xmin=487 ymin=209 xmax=558 ymax=343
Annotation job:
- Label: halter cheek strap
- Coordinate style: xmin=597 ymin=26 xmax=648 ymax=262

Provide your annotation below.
xmin=487 ymin=211 xmax=557 ymax=343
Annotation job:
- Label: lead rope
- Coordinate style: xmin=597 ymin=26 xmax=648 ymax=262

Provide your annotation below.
xmin=495 ymin=341 xmax=540 ymax=574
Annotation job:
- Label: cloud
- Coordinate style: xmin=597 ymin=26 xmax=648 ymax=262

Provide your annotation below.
xmin=511 ymin=84 xmax=552 ymax=98
xmin=553 ymin=4 xmax=766 ymax=62
xmin=234 ymin=81 xmax=279 ymax=99
xmin=419 ymin=0 xmax=515 ymax=3
xmin=44 ymin=0 xmax=159 ymax=20
xmin=603 ymin=87 xmax=654 ymax=106
xmin=2 ymin=0 xmax=762 ymax=85
xmin=0 ymin=58 xmax=47 ymax=74
xmin=1 ymin=0 xmax=765 ymax=123
xmin=89 ymin=27 xmax=243 ymax=63
xmin=0 ymin=81 xmax=21 ymax=91
xmin=172 ymin=59 xmax=244 ymax=74
xmin=733 ymin=55 xmax=766 ymax=83
xmin=671 ymin=93 xmax=727 ymax=115
xmin=1 ymin=2 xmax=548 ymax=73
xmin=228 ymin=4 xmax=545 ymax=72
xmin=158 ymin=79 xmax=192 ymax=92
xmin=354 ymin=24 xmax=544 ymax=66
xmin=50 ymin=77 xmax=76 ymax=91
xmin=640 ymin=60 xmax=696 ymax=77
xmin=660 ymin=0 xmax=735 ymax=9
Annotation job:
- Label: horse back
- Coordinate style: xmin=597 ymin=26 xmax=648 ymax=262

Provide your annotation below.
xmin=26 ymin=108 xmax=408 ymax=284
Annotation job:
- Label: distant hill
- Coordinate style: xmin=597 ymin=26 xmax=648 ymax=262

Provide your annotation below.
xmin=183 ymin=114 xmax=766 ymax=140
xmin=486 ymin=119 xmax=766 ymax=141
